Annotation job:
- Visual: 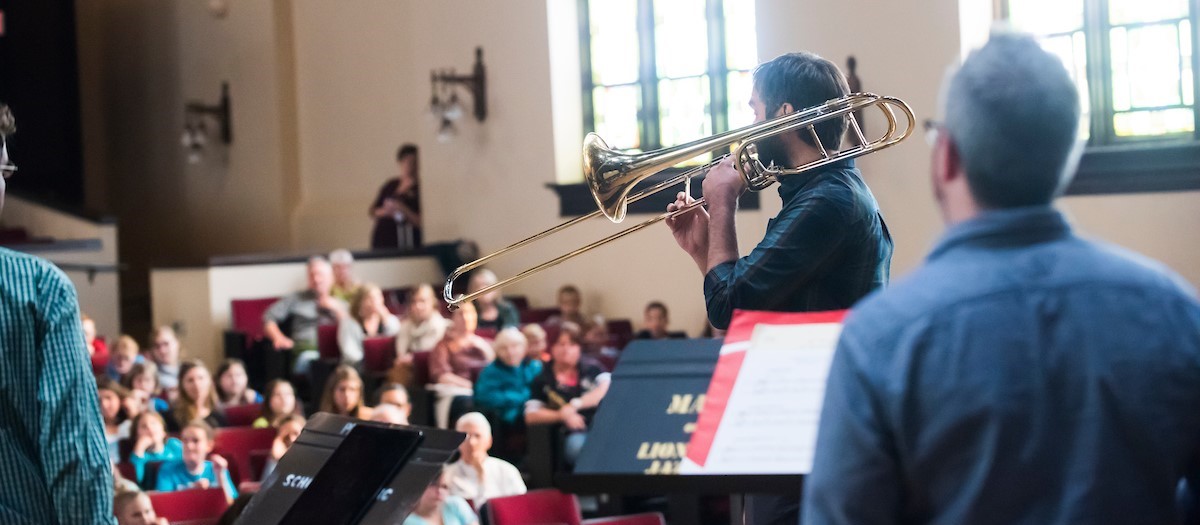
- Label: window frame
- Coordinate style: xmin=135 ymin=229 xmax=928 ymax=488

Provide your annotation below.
xmin=1001 ymin=0 xmax=1200 ymax=194
xmin=578 ymin=0 xmax=751 ymax=153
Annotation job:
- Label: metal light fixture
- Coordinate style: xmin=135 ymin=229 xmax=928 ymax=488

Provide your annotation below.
xmin=181 ymin=82 xmax=232 ymax=164
xmin=430 ymin=47 xmax=487 ymax=141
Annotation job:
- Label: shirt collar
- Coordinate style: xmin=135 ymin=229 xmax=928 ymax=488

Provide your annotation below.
xmin=928 ymin=205 xmax=1072 ymax=261
xmin=777 ymin=157 xmax=855 ymax=202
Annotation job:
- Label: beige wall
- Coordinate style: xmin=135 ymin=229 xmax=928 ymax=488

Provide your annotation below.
xmin=2 ymin=195 xmax=122 ymax=337
xmin=80 ymin=0 xmax=1200 ymax=337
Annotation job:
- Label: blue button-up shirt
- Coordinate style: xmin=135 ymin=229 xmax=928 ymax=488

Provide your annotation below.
xmin=804 ymin=206 xmax=1200 ymax=524
xmin=0 ymin=248 xmax=115 ymax=524
xmin=702 ymin=158 xmax=892 ymax=329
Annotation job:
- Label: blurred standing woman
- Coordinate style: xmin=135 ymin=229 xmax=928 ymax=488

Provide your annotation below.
xmin=370 ymin=144 xmax=423 ymax=249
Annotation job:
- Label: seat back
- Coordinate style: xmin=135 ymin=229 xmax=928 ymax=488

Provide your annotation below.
xmin=147 ymin=488 xmax=229 ymax=523
xmin=212 ymin=427 xmax=276 ymax=484
xmin=411 ymin=350 xmax=432 ymax=386
xmin=223 ymin=403 xmax=263 ymax=427
xmin=362 ymin=336 xmax=397 ymax=374
xmin=488 ymin=489 xmax=582 ymax=525
xmin=230 ymin=297 xmax=280 ymax=342
xmin=475 ymin=326 xmax=498 ymax=340
xmin=506 ymin=295 xmax=530 ymax=311
xmin=606 ymin=319 xmax=634 ymax=350
xmin=521 ymin=307 xmax=560 ymax=324
xmin=317 ymin=324 xmax=340 ymax=361
xmin=582 ymin=513 xmax=666 ymax=525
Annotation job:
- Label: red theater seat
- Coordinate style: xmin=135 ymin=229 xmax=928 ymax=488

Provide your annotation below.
xmin=147 ymin=488 xmax=228 ymax=523
xmin=317 ymin=324 xmax=340 ymax=361
xmin=223 ymin=403 xmax=262 ymax=427
xmin=212 ymin=427 xmax=275 ymax=484
xmin=606 ymin=319 xmax=634 ymax=349
xmin=475 ymin=326 xmax=498 ymax=340
xmin=521 ymin=307 xmax=560 ymax=324
xmin=230 ymin=297 xmax=279 ymax=344
xmin=362 ymin=336 xmax=397 ymax=374
xmin=487 ymin=489 xmax=582 ymax=525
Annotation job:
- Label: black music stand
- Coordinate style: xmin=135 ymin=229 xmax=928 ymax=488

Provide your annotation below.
xmin=563 ymin=339 xmax=802 ymax=524
xmin=235 ymin=413 xmax=464 ymax=525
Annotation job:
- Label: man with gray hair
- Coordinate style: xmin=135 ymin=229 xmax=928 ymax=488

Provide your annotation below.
xmin=803 ymin=32 xmax=1200 ymax=523
xmin=263 ymin=256 xmax=348 ymax=375
xmin=0 ymin=103 xmax=117 ymax=523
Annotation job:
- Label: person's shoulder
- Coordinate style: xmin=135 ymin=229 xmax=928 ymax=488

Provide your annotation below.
xmin=0 ymin=247 xmax=73 ymax=292
xmin=1073 ymin=237 xmax=1196 ymax=296
xmin=486 ymin=455 xmax=523 ymax=477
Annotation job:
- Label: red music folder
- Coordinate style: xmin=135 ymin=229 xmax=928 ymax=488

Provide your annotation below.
xmin=682 ymin=309 xmax=846 ymax=474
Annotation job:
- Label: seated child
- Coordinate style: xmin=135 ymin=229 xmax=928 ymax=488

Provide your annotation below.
xmin=154 ymin=421 xmax=238 ymax=503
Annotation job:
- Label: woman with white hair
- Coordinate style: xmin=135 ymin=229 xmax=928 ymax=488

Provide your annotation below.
xmin=473 ymin=328 xmax=542 ymax=424
xmin=446 ymin=412 xmax=526 ymax=509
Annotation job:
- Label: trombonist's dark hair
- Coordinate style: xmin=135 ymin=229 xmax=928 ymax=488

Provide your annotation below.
xmin=753 ymin=52 xmax=850 ymax=150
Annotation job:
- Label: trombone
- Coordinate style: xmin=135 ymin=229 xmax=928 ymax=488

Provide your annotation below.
xmin=443 ymin=92 xmax=915 ymax=310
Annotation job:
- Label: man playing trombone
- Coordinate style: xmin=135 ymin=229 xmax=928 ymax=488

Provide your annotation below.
xmin=666 ymin=52 xmax=894 ymax=524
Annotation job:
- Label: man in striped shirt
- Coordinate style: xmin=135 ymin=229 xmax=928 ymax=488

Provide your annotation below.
xmin=0 ymin=103 xmax=116 ymax=524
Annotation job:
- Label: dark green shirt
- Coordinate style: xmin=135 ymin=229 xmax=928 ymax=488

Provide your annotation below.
xmin=703 ymin=158 xmax=892 ymax=329
xmin=0 ymin=247 xmax=115 ymax=524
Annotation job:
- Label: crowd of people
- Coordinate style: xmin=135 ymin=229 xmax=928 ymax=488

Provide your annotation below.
xmin=93 ymin=248 xmax=687 ymax=524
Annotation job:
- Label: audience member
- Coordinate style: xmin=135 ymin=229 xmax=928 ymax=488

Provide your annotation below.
xmin=521 ymin=323 xmax=548 ymax=362
xmin=253 ymin=379 xmax=300 ymax=429
xmin=545 ymin=285 xmax=587 ymax=328
xmin=804 ymin=33 xmax=1200 ymax=524
xmin=581 ymin=315 xmax=619 ymax=362
xmin=82 ymin=313 xmax=108 ymax=358
xmin=339 ymin=283 xmax=401 ymax=366
xmin=447 ymin=412 xmax=526 ymax=509
xmin=374 ymin=382 xmax=412 ymax=421
xmin=329 ymin=249 xmax=362 ymax=303
xmin=98 ymin=377 xmax=132 ymax=463
xmin=263 ymin=256 xmax=348 ymax=375
xmin=474 ymin=328 xmax=542 ymax=424
xmin=113 ymin=491 xmax=168 ymax=525
xmin=371 ymin=143 xmax=424 ymax=250
xmin=166 ymin=359 xmax=228 ymax=432
xmin=107 ymin=335 xmax=142 ymax=381
xmin=215 ymin=358 xmax=261 ymax=408
xmin=319 ymin=364 xmax=373 ymax=419
xmin=469 ymin=269 xmax=519 ymax=331
xmin=370 ymin=403 xmax=410 ymax=425
xmin=0 ymin=101 xmax=114 ymax=523
xmin=129 ymin=412 xmax=183 ymax=483
xmin=392 ymin=283 xmax=450 ymax=385
xmin=149 ymin=326 xmax=183 ymax=397
xmin=122 ymin=362 xmax=169 ymax=413
xmin=403 ymin=467 xmax=478 ymax=525
xmin=634 ymin=301 xmax=687 ymax=339
xmin=525 ymin=322 xmax=611 ymax=465
xmin=430 ymin=302 xmax=494 ymax=428
xmin=261 ymin=414 xmax=306 ymax=479
xmin=155 ymin=421 xmax=237 ymax=503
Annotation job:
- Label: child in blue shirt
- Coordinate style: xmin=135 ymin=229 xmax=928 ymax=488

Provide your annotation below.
xmin=129 ymin=412 xmax=183 ymax=484
xmin=154 ymin=421 xmax=237 ymax=503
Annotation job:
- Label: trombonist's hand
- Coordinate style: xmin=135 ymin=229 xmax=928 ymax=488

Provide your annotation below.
xmin=701 ymin=156 xmax=747 ymax=208
xmin=666 ymin=189 xmax=710 ymax=273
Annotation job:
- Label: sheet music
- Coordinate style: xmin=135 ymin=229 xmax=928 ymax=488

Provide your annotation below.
xmin=681 ymin=322 xmax=840 ymax=474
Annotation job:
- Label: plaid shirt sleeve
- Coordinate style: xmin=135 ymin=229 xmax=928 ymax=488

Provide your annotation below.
xmin=35 ymin=268 xmax=116 ymax=524
xmin=703 ymin=194 xmax=849 ymax=329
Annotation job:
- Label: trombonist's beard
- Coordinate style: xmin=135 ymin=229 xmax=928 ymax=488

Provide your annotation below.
xmin=753 ymin=134 xmax=790 ymax=170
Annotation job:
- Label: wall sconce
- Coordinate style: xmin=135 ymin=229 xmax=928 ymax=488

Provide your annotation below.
xmin=181 ymin=82 xmax=232 ymax=164
xmin=430 ymin=47 xmax=487 ymax=142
